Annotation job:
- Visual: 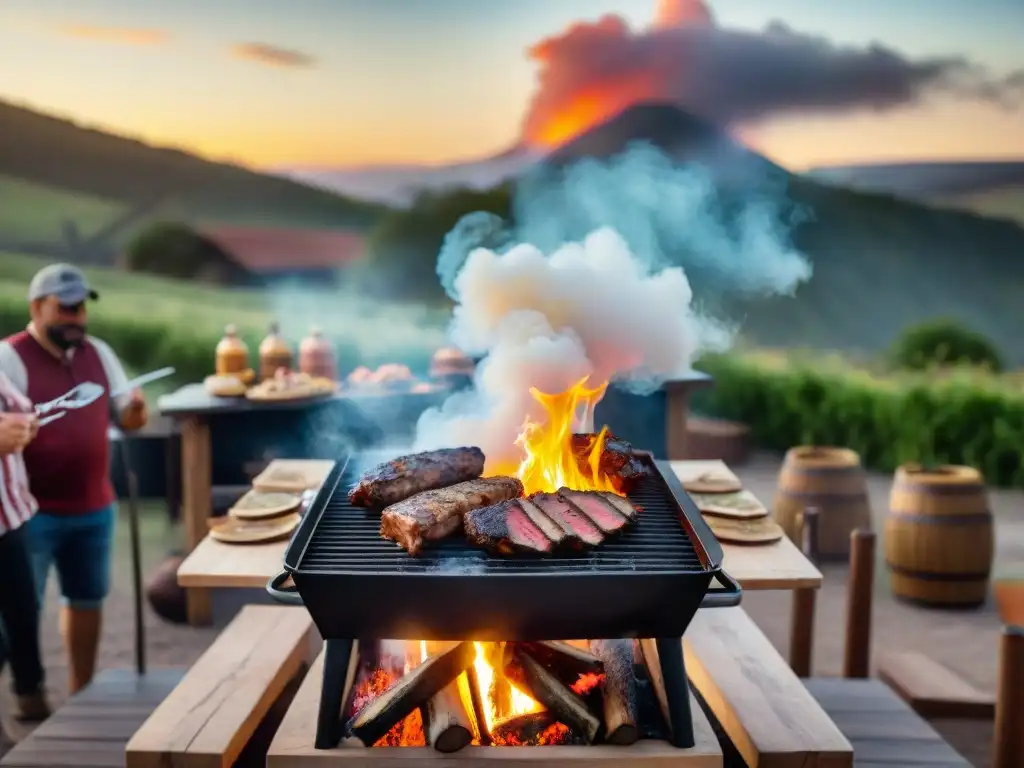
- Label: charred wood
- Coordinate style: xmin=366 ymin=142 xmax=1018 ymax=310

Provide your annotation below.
xmin=517 ymin=640 xmax=604 ymax=683
xmin=344 ymin=641 xmax=474 ymax=747
xmin=423 ymin=675 xmax=474 ymax=753
xmin=466 ymin=664 xmax=492 ymax=745
xmin=589 ymin=639 xmax=640 ymax=745
xmin=638 ymin=639 xmax=671 ymax=738
xmin=490 ymin=712 xmax=570 ymax=746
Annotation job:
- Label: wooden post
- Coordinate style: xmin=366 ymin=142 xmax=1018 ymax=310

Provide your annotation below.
xmin=180 ymin=416 xmax=213 ymax=626
xmin=995 ymin=626 xmax=1024 ymax=768
xmin=843 ymin=530 xmax=875 ymax=678
xmin=665 ymin=381 xmax=692 ymax=461
xmin=790 ymin=508 xmax=820 ymax=677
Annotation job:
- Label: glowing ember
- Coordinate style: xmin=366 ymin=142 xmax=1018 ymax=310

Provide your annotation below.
xmin=492 ymin=720 xmax=572 ymax=747
xmin=496 ymin=376 xmax=620 ymax=496
xmin=350 ymin=669 xmax=425 ymax=747
xmin=571 ymin=672 xmax=606 ymax=696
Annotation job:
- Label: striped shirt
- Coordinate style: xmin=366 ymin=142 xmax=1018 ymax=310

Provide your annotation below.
xmin=0 ymin=371 xmax=37 ymax=534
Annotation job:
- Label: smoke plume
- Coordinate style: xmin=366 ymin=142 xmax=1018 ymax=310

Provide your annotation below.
xmin=417 ymin=143 xmax=811 ymax=467
xmin=523 ymin=0 xmax=1024 ymax=147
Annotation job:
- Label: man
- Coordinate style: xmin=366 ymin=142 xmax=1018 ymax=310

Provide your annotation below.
xmin=0 ymin=374 xmax=48 ymax=724
xmin=0 ymin=264 xmax=147 ymax=694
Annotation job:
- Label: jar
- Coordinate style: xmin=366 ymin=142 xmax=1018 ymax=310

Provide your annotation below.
xmin=258 ymin=322 xmax=293 ymax=381
xmin=299 ymin=326 xmax=336 ymax=380
xmin=215 ymin=324 xmax=249 ymax=376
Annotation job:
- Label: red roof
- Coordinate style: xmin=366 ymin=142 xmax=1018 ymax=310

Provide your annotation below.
xmin=199 ymin=226 xmax=364 ymax=273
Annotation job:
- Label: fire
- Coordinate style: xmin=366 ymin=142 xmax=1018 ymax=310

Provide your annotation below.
xmin=507 ymin=376 xmax=620 ymax=496
xmin=472 ymin=642 xmax=543 ymax=734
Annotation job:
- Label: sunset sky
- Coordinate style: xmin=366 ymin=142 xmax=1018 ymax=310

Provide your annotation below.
xmin=2 ymin=0 xmax=1022 ymax=170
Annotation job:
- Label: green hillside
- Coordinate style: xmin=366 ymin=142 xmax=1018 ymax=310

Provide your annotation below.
xmin=935 ymin=185 xmax=1024 ymax=226
xmin=0 ymin=98 xmax=389 ymax=252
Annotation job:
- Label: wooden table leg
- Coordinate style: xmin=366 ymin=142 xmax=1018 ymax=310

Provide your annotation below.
xmin=790 ymin=588 xmax=816 ymax=677
xmin=180 ymin=416 xmax=213 ymax=626
xmin=666 ymin=385 xmax=692 ymax=460
xmin=994 ymin=626 xmax=1024 ymax=768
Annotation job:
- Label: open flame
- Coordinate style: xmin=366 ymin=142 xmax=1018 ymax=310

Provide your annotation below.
xmin=495 ymin=376 xmax=619 ymax=496
xmin=472 ymin=642 xmax=543 ymax=734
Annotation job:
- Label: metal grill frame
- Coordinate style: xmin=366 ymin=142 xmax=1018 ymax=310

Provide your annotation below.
xmin=272 ymin=451 xmax=740 ymax=641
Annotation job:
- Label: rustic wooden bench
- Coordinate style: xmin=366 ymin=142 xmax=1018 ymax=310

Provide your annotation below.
xmin=0 ymin=668 xmax=185 ymax=768
xmin=805 ymin=678 xmax=972 ymax=767
xmin=683 ymin=606 xmax=854 ymax=767
xmin=876 ymin=651 xmax=994 ymax=720
xmin=125 ymin=604 xmax=314 ymax=768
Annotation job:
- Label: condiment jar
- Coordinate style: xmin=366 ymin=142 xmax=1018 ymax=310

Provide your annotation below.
xmin=299 ymin=326 xmax=336 ymax=380
xmin=258 ymin=322 xmax=294 ymax=381
xmin=215 ymin=324 xmax=249 ymax=376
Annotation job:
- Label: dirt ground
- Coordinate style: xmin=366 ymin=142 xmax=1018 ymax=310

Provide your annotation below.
xmin=2 ymin=452 xmax=1020 ymax=765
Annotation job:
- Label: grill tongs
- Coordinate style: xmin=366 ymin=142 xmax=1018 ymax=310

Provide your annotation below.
xmin=35 ymin=382 xmax=105 ymax=426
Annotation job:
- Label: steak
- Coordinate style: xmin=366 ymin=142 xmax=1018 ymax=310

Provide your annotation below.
xmin=349 ymin=447 xmax=486 ymax=508
xmin=464 ymin=500 xmax=554 ymax=555
xmin=380 ymin=476 xmax=523 ymax=555
xmin=571 ymin=433 xmax=647 ymax=485
xmin=518 ymin=497 xmax=568 ymax=547
xmin=600 ymin=492 xmax=640 ymax=521
xmin=531 ymin=493 xmax=605 ymax=547
xmin=558 ymin=489 xmax=632 ymax=535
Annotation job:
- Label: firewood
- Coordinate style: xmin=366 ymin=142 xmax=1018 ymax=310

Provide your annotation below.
xmin=504 ymin=645 xmax=601 ymax=744
xmin=423 ymin=674 xmax=474 ymax=753
xmin=491 ymin=711 xmax=557 ymax=745
xmin=466 ymin=664 xmax=492 ymax=745
xmin=589 ymin=639 xmax=640 ymax=745
xmin=344 ymin=641 xmax=474 ymax=747
xmin=639 ymin=639 xmax=671 ymax=735
xmin=484 ymin=642 xmax=514 ymax=722
xmin=518 ymin=640 xmax=604 ymax=682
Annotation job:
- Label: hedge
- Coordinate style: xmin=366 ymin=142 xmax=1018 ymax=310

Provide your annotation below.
xmin=696 ymin=352 xmax=1024 ymax=488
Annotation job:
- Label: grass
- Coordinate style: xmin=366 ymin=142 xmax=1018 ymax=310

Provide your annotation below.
xmin=937 ymin=185 xmax=1024 ymax=226
xmin=0 ymin=175 xmax=126 ymax=242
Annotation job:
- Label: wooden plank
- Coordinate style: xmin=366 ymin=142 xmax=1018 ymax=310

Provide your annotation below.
xmin=683 ymin=606 xmax=853 ymax=768
xmin=876 ymin=651 xmax=994 ymax=719
xmin=671 ymin=461 xmax=823 ymax=590
xmin=177 ymin=534 xmax=288 ymax=588
xmin=180 ymin=415 xmax=213 ymax=626
xmin=267 ymin=651 xmax=723 ymax=767
xmin=252 ymin=460 xmax=336 ymax=493
xmin=804 ymin=679 xmax=971 ymax=768
xmin=126 ymin=605 xmax=314 ymax=768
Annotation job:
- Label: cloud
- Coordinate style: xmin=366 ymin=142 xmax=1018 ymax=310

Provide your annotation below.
xmin=56 ymin=24 xmax=167 ymax=45
xmin=230 ymin=42 xmax=316 ymax=69
xmin=522 ymin=0 xmax=1024 ymax=143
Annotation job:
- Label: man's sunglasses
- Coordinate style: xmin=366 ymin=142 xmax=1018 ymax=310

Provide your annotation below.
xmin=58 ymin=301 xmax=85 ymax=314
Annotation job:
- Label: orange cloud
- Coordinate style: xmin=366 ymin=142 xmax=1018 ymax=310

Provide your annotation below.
xmin=56 ymin=24 xmax=167 ymax=45
xmin=230 ymin=43 xmax=316 ymax=69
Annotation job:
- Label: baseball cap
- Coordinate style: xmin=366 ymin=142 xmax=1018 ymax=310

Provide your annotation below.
xmin=27 ymin=263 xmax=100 ymax=304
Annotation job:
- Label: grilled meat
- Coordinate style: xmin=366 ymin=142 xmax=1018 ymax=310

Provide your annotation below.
xmin=600 ymin=492 xmax=640 ymax=521
xmin=464 ymin=500 xmax=554 ymax=555
xmin=518 ymin=497 xmax=568 ymax=547
xmin=531 ymin=493 xmax=604 ymax=547
xmin=558 ymin=489 xmax=633 ymax=536
xmin=349 ymin=447 xmax=486 ymax=509
xmin=571 ymin=433 xmax=647 ymax=485
xmin=380 ymin=476 xmax=523 ymax=555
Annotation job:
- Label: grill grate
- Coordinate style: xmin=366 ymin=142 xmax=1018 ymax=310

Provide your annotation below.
xmin=295 ymin=458 xmax=706 ymax=575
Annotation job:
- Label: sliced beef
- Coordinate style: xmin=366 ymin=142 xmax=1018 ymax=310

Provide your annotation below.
xmin=464 ymin=500 xmax=554 ymax=555
xmin=380 ymin=476 xmax=523 ymax=555
xmin=530 ymin=493 xmax=605 ymax=547
xmin=599 ymin=492 xmax=640 ymax=522
xmin=558 ymin=489 xmax=632 ymax=536
xmin=518 ymin=498 xmax=567 ymax=547
xmin=349 ymin=447 xmax=486 ymax=509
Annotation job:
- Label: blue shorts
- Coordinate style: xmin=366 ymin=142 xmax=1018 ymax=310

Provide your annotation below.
xmin=25 ymin=505 xmax=116 ymax=610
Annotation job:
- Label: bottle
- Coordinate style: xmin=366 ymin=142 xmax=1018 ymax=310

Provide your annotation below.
xmin=299 ymin=326 xmax=336 ymax=380
xmin=215 ymin=324 xmax=249 ymax=376
xmin=258 ymin=322 xmax=293 ymax=381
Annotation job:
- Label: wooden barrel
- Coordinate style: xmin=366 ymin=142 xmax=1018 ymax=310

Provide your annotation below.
xmin=773 ymin=446 xmax=873 ymax=560
xmin=885 ymin=464 xmax=994 ymax=608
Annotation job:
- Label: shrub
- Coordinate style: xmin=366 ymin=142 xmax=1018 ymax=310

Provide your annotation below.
xmin=124 ymin=221 xmax=227 ymax=280
xmin=890 ymin=318 xmax=1004 ymax=372
xmin=695 ymin=352 xmax=1024 ymax=487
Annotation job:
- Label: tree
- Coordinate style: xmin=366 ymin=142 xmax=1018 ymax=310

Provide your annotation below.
xmin=124 ymin=221 xmax=227 ymax=280
xmin=362 ymin=185 xmax=513 ymax=303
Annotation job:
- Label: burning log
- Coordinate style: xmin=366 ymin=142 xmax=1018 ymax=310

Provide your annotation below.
xmin=490 ymin=712 xmax=571 ymax=746
xmin=344 ymin=641 xmax=474 ymax=747
xmin=518 ymin=640 xmax=604 ymax=682
xmin=503 ymin=645 xmax=601 ymax=744
xmin=423 ymin=674 xmax=474 ymax=753
xmin=589 ymin=639 xmax=640 ymax=745
xmin=465 ymin=664 xmax=492 ymax=746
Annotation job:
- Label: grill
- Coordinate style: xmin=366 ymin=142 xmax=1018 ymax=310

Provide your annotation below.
xmin=267 ymin=451 xmax=741 ymax=750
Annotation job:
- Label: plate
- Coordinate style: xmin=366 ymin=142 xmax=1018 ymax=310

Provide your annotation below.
xmin=682 ymin=474 xmax=743 ymax=494
xmin=703 ymin=514 xmax=783 ymax=545
xmin=209 ymin=513 xmax=300 ymax=544
xmin=252 ymin=460 xmax=336 ymax=493
xmin=228 ymin=489 xmax=302 ymax=520
xmin=689 ymin=490 xmax=768 ymax=520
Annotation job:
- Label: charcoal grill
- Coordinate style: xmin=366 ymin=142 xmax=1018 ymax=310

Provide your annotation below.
xmin=267 ymin=452 xmax=741 ymax=750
